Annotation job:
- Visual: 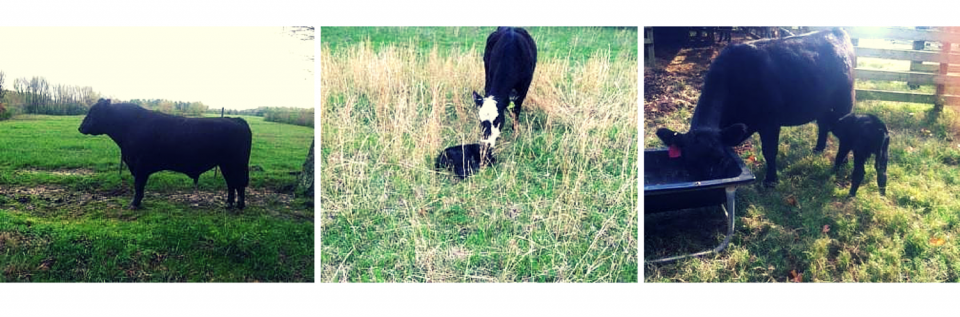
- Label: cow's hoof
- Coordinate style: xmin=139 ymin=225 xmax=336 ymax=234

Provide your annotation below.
xmin=126 ymin=204 xmax=141 ymax=210
xmin=813 ymin=146 xmax=826 ymax=153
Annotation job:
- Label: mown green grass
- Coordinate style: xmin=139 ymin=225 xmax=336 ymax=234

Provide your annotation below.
xmin=644 ymin=42 xmax=960 ymax=282
xmin=321 ymin=27 xmax=638 ymax=282
xmin=0 ymin=114 xmax=314 ymax=282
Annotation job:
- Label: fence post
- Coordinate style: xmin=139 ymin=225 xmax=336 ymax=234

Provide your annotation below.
xmin=644 ymin=27 xmax=655 ymax=68
xmin=214 ymin=107 xmax=225 ymax=179
xmin=937 ymin=39 xmax=951 ymax=112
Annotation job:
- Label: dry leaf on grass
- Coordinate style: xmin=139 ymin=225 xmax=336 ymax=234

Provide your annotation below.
xmin=822 ymin=225 xmax=830 ymax=234
xmin=788 ymin=270 xmax=802 ymax=283
xmin=784 ymin=195 xmax=798 ymax=208
xmin=930 ymin=237 xmax=946 ymax=246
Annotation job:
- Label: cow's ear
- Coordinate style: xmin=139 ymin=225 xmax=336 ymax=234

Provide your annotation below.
xmin=656 ymin=128 xmax=681 ymax=146
xmin=473 ymin=91 xmax=484 ymax=107
xmin=720 ymin=124 xmax=748 ymax=146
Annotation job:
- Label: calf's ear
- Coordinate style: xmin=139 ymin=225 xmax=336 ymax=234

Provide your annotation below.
xmin=472 ymin=91 xmax=484 ymax=107
xmin=656 ymin=128 xmax=680 ymax=146
xmin=720 ymin=124 xmax=748 ymax=146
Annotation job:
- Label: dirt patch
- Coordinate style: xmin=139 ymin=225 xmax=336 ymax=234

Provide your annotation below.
xmin=0 ymin=184 xmax=311 ymax=220
xmin=644 ymin=46 xmax=722 ymax=117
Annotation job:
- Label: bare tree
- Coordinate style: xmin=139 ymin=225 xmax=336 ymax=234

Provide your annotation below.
xmin=0 ymin=70 xmax=6 ymax=101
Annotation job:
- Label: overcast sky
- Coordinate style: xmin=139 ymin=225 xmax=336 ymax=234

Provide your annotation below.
xmin=0 ymin=27 xmax=313 ymax=110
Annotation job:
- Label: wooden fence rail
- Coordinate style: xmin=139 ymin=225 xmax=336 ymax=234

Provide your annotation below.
xmin=810 ymin=26 xmax=960 ymax=109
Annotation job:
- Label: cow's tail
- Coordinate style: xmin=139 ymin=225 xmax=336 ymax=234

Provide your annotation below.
xmin=239 ymin=119 xmax=252 ymax=188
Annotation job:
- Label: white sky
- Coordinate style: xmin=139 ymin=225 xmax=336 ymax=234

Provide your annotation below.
xmin=0 ymin=27 xmax=313 ymax=110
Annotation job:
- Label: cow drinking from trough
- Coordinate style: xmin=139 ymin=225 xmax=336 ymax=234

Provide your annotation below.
xmin=79 ymin=99 xmax=253 ymax=209
xmin=656 ymin=28 xmax=857 ymax=186
xmin=473 ymin=26 xmax=537 ymax=148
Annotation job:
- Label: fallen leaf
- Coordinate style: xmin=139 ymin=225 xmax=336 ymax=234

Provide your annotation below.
xmin=822 ymin=225 xmax=830 ymax=234
xmin=747 ymin=154 xmax=756 ymax=163
xmin=788 ymin=269 xmax=802 ymax=283
xmin=930 ymin=237 xmax=946 ymax=246
xmin=785 ymin=195 xmax=798 ymax=207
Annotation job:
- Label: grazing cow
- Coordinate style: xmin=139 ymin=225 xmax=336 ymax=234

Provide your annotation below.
xmin=473 ymin=26 xmax=537 ymax=148
xmin=656 ymin=28 xmax=856 ymax=186
xmin=831 ymin=113 xmax=890 ymax=197
xmin=435 ymin=144 xmax=496 ymax=179
xmin=78 ymin=99 xmax=252 ymax=209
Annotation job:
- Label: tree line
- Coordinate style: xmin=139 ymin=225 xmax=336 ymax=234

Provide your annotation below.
xmin=129 ymin=99 xmax=208 ymax=117
xmin=0 ymin=74 xmax=99 ymax=117
xmin=206 ymin=106 xmax=314 ymax=128
xmin=0 ymin=72 xmax=310 ymax=126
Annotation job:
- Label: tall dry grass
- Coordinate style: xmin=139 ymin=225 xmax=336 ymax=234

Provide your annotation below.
xmin=320 ymin=39 xmax=637 ymax=282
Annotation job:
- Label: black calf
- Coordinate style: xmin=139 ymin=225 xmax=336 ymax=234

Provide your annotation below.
xmin=435 ymin=144 xmax=496 ymax=179
xmin=832 ymin=113 xmax=890 ymax=197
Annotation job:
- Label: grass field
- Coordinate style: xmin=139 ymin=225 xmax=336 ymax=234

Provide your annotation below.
xmin=320 ymin=27 xmax=638 ymax=282
xmin=644 ymin=38 xmax=960 ymax=282
xmin=0 ymin=114 xmax=315 ymax=282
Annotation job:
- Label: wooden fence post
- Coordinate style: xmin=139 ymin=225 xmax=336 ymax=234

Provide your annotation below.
xmin=644 ymin=27 xmax=655 ymax=68
xmin=937 ymin=40 xmax=951 ymax=111
xmin=908 ymin=38 xmax=926 ymax=90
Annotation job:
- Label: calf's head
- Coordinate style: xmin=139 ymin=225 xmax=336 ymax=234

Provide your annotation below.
xmin=656 ymin=124 xmax=747 ymax=180
xmin=78 ymin=98 xmax=113 ymax=135
xmin=473 ymin=91 xmax=503 ymax=147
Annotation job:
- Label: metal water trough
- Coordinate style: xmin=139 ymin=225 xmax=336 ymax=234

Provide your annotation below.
xmin=644 ymin=147 xmax=755 ymax=263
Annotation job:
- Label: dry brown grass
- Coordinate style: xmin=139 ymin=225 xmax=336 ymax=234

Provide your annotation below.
xmin=320 ymin=38 xmax=638 ymax=282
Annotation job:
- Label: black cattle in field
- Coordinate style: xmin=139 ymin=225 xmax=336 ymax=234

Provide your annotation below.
xmin=473 ymin=26 xmax=537 ymax=148
xmin=832 ymin=113 xmax=890 ymax=197
xmin=79 ymin=99 xmax=252 ymax=209
xmin=435 ymin=144 xmax=496 ymax=179
xmin=656 ymin=28 xmax=857 ymax=186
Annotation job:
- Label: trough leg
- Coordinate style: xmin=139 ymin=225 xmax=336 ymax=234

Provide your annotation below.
xmin=645 ymin=186 xmax=738 ymax=264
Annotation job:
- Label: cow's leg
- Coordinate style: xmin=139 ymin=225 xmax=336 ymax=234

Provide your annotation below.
xmin=820 ymin=89 xmax=856 ymax=152
xmin=814 ymin=114 xmax=836 ymax=153
xmin=876 ymin=138 xmax=890 ymax=196
xmin=849 ymin=149 xmax=868 ymax=197
xmin=759 ymin=126 xmax=782 ymax=187
xmin=237 ymin=186 xmax=246 ymax=210
xmin=226 ymin=184 xmax=236 ymax=208
xmin=833 ymin=139 xmax=852 ymax=172
xmin=513 ymin=79 xmax=533 ymax=126
xmin=129 ymin=173 xmax=150 ymax=209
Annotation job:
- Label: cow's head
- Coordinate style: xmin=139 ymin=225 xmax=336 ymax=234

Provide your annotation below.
xmin=78 ymin=98 xmax=113 ymax=135
xmin=656 ymin=124 xmax=747 ymax=180
xmin=473 ymin=91 xmax=503 ymax=147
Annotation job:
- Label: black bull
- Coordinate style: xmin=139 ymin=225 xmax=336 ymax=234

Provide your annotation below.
xmin=79 ymin=99 xmax=252 ymax=209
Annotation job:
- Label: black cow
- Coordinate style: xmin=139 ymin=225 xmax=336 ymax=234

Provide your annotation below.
xmin=832 ymin=113 xmax=890 ymax=197
xmin=473 ymin=26 xmax=537 ymax=148
xmin=79 ymin=99 xmax=252 ymax=209
xmin=656 ymin=28 xmax=856 ymax=186
xmin=435 ymin=144 xmax=496 ymax=179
